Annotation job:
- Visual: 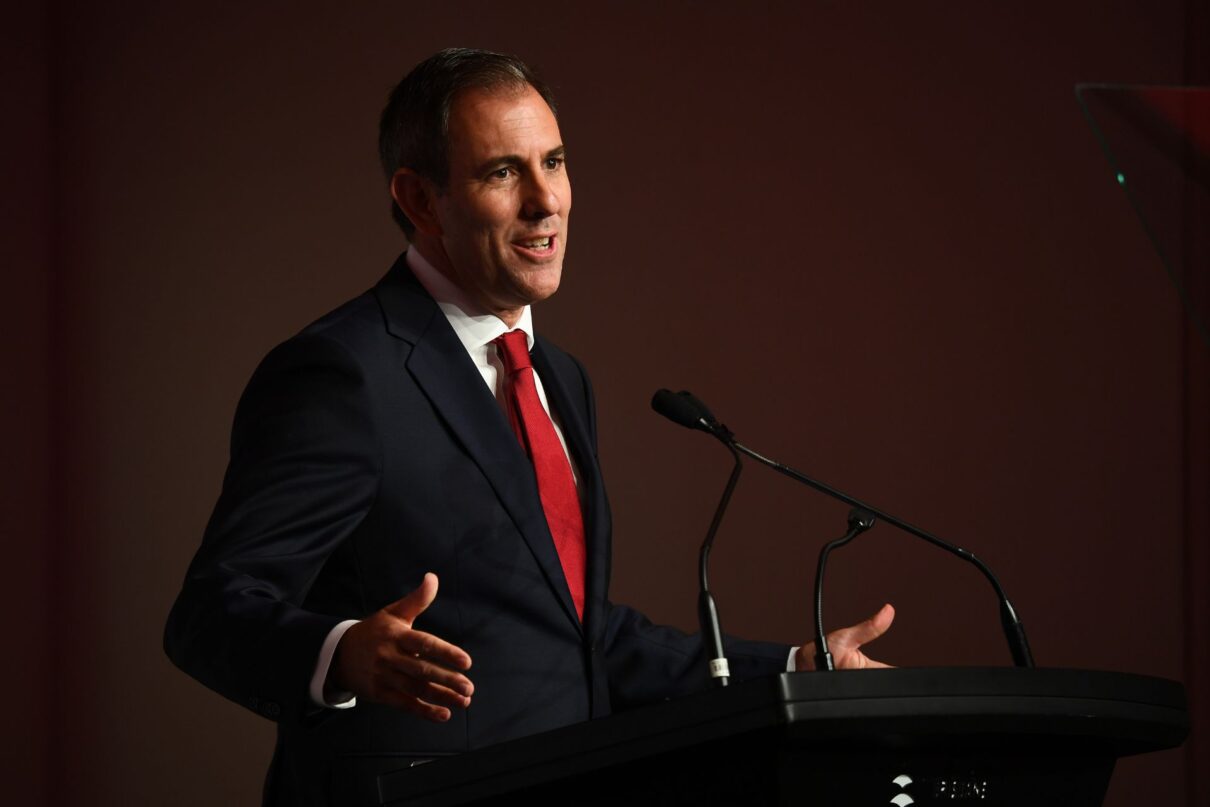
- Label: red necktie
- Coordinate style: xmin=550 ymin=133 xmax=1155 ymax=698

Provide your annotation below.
xmin=494 ymin=330 xmax=586 ymax=621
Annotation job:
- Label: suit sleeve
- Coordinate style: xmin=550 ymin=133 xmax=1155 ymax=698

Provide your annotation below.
xmin=164 ymin=333 xmax=381 ymax=722
xmin=601 ymin=603 xmax=792 ymax=710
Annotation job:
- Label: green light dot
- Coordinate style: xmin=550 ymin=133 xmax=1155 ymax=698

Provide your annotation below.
xmin=1116 ymin=172 xmax=1126 ymax=185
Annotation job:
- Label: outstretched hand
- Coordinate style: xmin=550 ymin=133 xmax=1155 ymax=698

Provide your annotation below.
xmin=795 ymin=603 xmax=895 ymax=671
xmin=330 ymin=573 xmax=474 ymax=722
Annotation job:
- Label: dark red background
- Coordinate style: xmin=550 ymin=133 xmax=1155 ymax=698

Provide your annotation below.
xmin=5 ymin=2 xmax=1207 ymax=804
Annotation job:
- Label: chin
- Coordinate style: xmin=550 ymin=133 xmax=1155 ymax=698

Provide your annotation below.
xmin=515 ymin=266 xmax=563 ymax=303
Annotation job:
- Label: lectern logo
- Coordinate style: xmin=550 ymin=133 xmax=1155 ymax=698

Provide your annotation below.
xmin=890 ymin=774 xmax=915 ymax=806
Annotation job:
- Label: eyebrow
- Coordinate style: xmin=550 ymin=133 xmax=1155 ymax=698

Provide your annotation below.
xmin=474 ymin=145 xmax=566 ymax=176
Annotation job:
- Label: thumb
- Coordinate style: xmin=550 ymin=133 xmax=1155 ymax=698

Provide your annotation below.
xmin=384 ymin=572 xmax=439 ymax=623
xmin=836 ymin=603 xmax=895 ymax=648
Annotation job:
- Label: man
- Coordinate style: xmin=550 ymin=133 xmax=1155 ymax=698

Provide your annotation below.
xmin=165 ymin=48 xmax=893 ymax=806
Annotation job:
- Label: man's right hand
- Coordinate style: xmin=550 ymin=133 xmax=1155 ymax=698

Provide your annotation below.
xmin=329 ymin=572 xmax=474 ymax=722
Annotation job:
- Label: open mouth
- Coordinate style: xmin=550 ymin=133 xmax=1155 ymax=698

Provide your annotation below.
xmin=512 ymin=234 xmax=557 ymax=257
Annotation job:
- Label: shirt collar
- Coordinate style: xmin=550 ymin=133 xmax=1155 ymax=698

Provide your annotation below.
xmin=406 ymin=248 xmax=535 ymax=352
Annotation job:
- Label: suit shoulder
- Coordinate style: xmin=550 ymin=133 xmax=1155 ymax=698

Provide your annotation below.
xmin=282 ymin=259 xmax=436 ymax=362
xmin=297 ymin=289 xmax=387 ymax=352
xmin=261 ymin=279 xmax=404 ymax=375
xmin=233 ymin=288 xmax=389 ymax=416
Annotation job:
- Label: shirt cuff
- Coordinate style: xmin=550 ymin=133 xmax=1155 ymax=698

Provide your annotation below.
xmin=309 ymin=619 xmax=360 ymax=708
xmin=787 ymin=646 xmax=799 ymax=672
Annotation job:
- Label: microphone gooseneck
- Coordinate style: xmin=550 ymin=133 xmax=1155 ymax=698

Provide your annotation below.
xmin=813 ymin=508 xmax=877 ymax=671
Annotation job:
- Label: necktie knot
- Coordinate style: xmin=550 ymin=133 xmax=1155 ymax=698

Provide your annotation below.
xmin=495 ymin=330 xmax=533 ymax=374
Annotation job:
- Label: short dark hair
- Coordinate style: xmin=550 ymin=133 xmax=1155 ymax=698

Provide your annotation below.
xmin=378 ymin=48 xmax=558 ymax=236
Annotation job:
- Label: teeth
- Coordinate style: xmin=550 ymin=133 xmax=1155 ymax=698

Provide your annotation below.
xmin=522 ymin=237 xmax=551 ymax=249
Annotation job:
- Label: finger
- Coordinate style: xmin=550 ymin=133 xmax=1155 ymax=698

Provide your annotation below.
xmin=830 ymin=603 xmax=895 ymax=649
xmin=395 ymin=628 xmax=473 ymax=671
xmin=383 ymin=572 xmax=440 ymax=623
xmin=385 ymin=653 xmax=474 ymax=698
xmin=382 ymin=674 xmax=470 ymax=714
xmin=379 ymin=687 xmax=453 ymax=723
xmin=406 ymin=701 xmax=452 ymax=723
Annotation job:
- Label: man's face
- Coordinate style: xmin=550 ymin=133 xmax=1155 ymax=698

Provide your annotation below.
xmin=429 ymin=84 xmax=571 ymax=322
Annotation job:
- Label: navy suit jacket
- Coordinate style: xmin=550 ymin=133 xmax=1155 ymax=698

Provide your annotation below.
xmin=165 ymin=255 xmax=790 ymax=805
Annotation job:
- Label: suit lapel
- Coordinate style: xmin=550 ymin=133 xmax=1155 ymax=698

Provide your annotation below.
xmin=374 ymin=258 xmax=584 ymax=634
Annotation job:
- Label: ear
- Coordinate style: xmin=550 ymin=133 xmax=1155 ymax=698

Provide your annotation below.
xmin=390 ymin=168 xmax=443 ymax=237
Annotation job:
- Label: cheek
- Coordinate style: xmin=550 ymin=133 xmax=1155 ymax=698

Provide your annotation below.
xmin=477 ymin=192 xmax=517 ymax=224
xmin=448 ymin=192 xmax=512 ymax=233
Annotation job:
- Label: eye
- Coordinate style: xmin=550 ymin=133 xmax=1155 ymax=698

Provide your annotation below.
xmin=488 ymin=166 xmax=515 ymax=181
xmin=544 ymin=156 xmax=565 ymax=170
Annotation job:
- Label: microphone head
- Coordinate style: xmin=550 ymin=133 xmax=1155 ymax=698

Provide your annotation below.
xmin=679 ymin=391 xmax=719 ymax=426
xmin=651 ymin=389 xmax=713 ymax=433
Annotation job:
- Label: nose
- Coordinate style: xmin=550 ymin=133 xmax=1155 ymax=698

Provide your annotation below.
xmin=520 ymin=170 xmax=560 ymax=222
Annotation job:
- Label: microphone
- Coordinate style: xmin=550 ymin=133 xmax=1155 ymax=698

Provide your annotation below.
xmin=650 ymin=389 xmax=730 ymax=439
xmin=651 ymin=388 xmax=1035 ymax=669
xmin=650 ymin=389 xmax=741 ymax=687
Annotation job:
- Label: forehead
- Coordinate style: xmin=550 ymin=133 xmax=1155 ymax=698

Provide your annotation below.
xmin=445 ymin=85 xmax=562 ymax=165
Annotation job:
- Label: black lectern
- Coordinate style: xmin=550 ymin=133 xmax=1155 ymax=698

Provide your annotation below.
xmin=376 ymin=668 xmax=1186 ymax=806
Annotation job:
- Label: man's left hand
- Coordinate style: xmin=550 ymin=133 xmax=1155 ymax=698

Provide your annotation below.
xmin=794 ymin=603 xmax=895 ymax=671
